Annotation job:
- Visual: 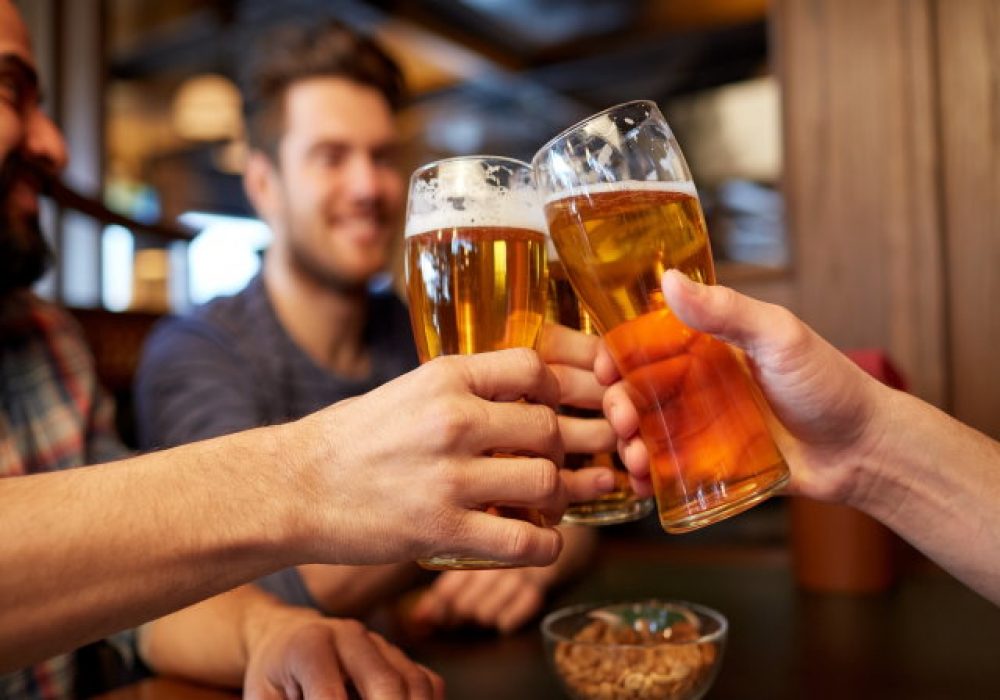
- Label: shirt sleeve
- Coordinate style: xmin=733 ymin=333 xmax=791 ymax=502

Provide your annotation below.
xmin=254 ymin=569 xmax=322 ymax=609
xmin=134 ymin=317 xmax=267 ymax=449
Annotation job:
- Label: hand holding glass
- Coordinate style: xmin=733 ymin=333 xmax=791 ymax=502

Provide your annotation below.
xmin=546 ymin=244 xmax=655 ymax=526
xmin=404 ymin=155 xmax=549 ymax=569
xmin=532 ymin=101 xmax=790 ymax=533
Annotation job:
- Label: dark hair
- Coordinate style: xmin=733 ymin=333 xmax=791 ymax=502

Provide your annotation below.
xmin=241 ymin=20 xmax=406 ymax=159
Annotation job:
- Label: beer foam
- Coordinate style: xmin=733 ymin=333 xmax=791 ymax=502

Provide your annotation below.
xmin=405 ymin=159 xmax=547 ymax=238
xmin=542 ymin=179 xmax=698 ymax=205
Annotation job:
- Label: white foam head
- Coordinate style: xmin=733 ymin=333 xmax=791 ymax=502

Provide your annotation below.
xmin=405 ymin=158 xmax=547 ymax=238
xmin=542 ymin=179 xmax=698 ymax=206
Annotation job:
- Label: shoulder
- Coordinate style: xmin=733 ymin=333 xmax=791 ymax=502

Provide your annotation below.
xmin=143 ymin=282 xmax=260 ymax=360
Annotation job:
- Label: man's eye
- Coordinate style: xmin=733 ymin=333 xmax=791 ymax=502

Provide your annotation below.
xmin=373 ymin=149 xmax=399 ymax=167
xmin=316 ymin=147 xmax=347 ymax=166
xmin=0 ymin=76 xmax=21 ymax=106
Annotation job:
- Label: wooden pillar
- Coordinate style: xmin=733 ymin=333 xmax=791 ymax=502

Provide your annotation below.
xmin=773 ymin=0 xmax=947 ymax=409
xmin=936 ymin=0 xmax=1000 ymax=438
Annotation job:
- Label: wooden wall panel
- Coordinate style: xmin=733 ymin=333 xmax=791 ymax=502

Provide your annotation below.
xmin=774 ymin=0 xmax=947 ymax=407
xmin=937 ymin=0 xmax=1000 ymax=437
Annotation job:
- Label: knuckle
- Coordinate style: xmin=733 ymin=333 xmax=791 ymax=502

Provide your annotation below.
xmin=505 ymin=526 xmax=533 ymax=561
xmin=540 ymin=405 xmax=561 ymax=437
xmin=533 ymin=459 xmax=561 ymax=501
xmin=421 ymin=355 xmax=463 ymax=390
xmin=334 ymin=618 xmax=365 ymax=637
xmin=426 ymin=397 xmax=474 ymax=449
xmin=368 ymin=671 xmax=406 ymax=697
xmin=404 ymin=667 xmax=433 ymax=697
xmin=772 ymin=305 xmax=810 ymax=352
xmin=513 ymin=347 xmax=546 ymax=380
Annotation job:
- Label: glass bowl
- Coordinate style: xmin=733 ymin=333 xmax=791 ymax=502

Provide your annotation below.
xmin=541 ymin=599 xmax=727 ymax=700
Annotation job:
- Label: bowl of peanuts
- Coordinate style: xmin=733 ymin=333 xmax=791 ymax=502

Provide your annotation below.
xmin=541 ymin=599 xmax=727 ymax=700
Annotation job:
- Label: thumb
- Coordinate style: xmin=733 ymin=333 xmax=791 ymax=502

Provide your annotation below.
xmin=661 ymin=269 xmax=774 ymax=353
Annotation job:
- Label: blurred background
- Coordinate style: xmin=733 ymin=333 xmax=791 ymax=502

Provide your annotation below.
xmin=15 ymin=0 xmax=1000 ymax=490
xmin=11 ymin=3 xmax=1000 ymax=694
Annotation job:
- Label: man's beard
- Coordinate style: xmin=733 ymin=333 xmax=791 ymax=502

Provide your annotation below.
xmin=287 ymin=238 xmax=369 ymax=297
xmin=0 ymin=152 xmax=52 ymax=297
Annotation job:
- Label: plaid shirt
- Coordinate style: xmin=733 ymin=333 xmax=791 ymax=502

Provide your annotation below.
xmin=0 ymin=291 xmax=133 ymax=700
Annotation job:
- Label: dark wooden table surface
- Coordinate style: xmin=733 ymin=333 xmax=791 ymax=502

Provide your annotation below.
xmin=98 ymin=533 xmax=1000 ymax=699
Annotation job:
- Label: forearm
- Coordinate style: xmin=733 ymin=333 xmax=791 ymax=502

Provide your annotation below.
xmin=851 ymin=388 xmax=1000 ymax=603
xmin=298 ymin=562 xmax=420 ymax=617
xmin=0 ymin=424 xmax=307 ymax=672
xmin=139 ymin=585 xmax=310 ymax=687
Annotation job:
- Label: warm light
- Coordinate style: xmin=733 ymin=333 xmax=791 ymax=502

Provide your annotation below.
xmin=171 ymin=74 xmax=242 ymax=142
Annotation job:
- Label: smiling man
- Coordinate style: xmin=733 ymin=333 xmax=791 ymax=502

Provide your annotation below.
xmin=136 ymin=21 xmax=602 ymax=635
xmin=0 ymin=2 xmax=616 ymax=695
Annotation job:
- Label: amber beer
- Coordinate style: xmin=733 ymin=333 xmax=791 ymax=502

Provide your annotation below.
xmin=547 ymin=255 xmax=654 ymax=525
xmin=544 ymin=182 xmax=789 ymax=533
xmin=406 ymin=226 xmax=547 ymax=361
xmin=404 ymin=156 xmax=549 ymax=569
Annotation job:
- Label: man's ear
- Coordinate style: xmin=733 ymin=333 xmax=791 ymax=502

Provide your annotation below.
xmin=243 ymin=150 xmax=279 ymax=219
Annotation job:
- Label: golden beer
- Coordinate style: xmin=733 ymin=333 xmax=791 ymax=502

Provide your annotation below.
xmin=544 ymin=183 xmax=788 ymax=533
xmin=406 ymin=226 xmax=547 ymax=362
xmin=404 ymin=156 xmax=551 ymax=569
xmin=547 ymin=257 xmax=654 ymax=525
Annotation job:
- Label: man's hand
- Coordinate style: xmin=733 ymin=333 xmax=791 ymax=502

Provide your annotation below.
xmin=289 ymin=348 xmax=615 ymax=569
xmin=406 ymin=523 xmax=595 ymax=635
xmin=244 ymin=610 xmax=443 ymax=700
xmin=407 ymin=567 xmax=553 ymax=635
xmin=597 ymin=270 xmax=889 ymax=505
xmin=539 ymin=323 xmax=617 ymax=457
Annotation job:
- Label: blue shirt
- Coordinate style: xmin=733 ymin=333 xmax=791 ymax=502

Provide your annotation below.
xmin=134 ymin=275 xmax=419 ymax=607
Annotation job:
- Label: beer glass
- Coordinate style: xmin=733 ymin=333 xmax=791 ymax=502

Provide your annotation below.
xmin=547 ymin=242 xmax=655 ymax=525
xmin=404 ymin=155 xmax=549 ymax=569
xmin=532 ymin=101 xmax=790 ymax=533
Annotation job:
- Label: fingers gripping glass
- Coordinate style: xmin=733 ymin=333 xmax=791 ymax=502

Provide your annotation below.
xmin=404 ymin=155 xmax=550 ymax=569
xmin=546 ymin=241 xmax=654 ymax=526
xmin=532 ymin=101 xmax=790 ymax=533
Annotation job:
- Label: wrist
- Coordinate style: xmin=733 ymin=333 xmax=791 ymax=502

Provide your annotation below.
xmin=843 ymin=385 xmax=915 ymax=515
xmin=241 ymin=590 xmax=320 ymax=664
xmin=265 ymin=416 xmax=342 ymax=565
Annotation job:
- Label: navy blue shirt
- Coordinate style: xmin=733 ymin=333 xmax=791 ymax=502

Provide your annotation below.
xmin=134 ymin=274 xmax=419 ymax=606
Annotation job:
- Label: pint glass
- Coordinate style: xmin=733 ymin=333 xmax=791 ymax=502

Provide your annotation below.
xmin=532 ymin=101 xmax=790 ymax=533
xmin=404 ymin=155 xmax=549 ymax=569
xmin=547 ymin=244 xmax=654 ymax=525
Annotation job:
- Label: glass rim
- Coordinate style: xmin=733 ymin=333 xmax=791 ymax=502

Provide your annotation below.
xmin=531 ymin=99 xmax=660 ymax=168
xmin=409 ymin=154 xmax=533 ymax=182
xmin=540 ymin=599 xmax=728 ymax=648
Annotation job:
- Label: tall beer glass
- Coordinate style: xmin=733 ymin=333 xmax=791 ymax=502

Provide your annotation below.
xmin=547 ymin=242 xmax=655 ymax=525
xmin=532 ymin=101 xmax=789 ymax=533
xmin=404 ymin=155 xmax=549 ymax=569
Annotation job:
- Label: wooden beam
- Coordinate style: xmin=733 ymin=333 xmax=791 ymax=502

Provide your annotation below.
xmin=936 ymin=0 xmax=1000 ymax=437
xmin=774 ymin=0 xmax=947 ymax=408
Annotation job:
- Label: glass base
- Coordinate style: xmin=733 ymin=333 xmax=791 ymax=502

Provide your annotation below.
xmin=562 ymin=495 xmax=655 ymax=526
xmin=417 ymin=556 xmax=518 ymax=571
xmin=659 ymin=466 xmax=789 ymax=534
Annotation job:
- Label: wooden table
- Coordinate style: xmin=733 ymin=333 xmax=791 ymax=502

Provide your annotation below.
xmin=98 ymin=539 xmax=1000 ymax=699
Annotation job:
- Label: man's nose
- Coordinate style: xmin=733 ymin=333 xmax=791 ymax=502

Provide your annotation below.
xmin=24 ymin=108 xmax=68 ymax=173
xmin=345 ymin=154 xmax=381 ymax=201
